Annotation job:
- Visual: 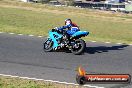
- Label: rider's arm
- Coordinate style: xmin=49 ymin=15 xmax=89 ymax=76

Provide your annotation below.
xmin=57 ymin=24 xmax=72 ymax=30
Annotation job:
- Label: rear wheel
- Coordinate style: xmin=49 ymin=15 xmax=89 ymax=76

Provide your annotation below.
xmin=43 ymin=38 xmax=53 ymax=52
xmin=71 ymin=39 xmax=86 ymax=55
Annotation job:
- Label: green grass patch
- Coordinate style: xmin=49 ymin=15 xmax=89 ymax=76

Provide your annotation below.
xmin=0 ymin=76 xmax=85 ymax=88
xmin=0 ymin=0 xmax=132 ymax=44
xmin=0 ymin=76 xmax=54 ymax=88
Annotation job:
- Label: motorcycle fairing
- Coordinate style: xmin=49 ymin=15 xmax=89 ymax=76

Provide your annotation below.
xmin=49 ymin=31 xmax=63 ymax=48
xmin=71 ymin=31 xmax=89 ymax=37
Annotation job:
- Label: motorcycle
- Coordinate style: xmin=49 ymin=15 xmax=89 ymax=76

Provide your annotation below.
xmin=43 ymin=28 xmax=89 ymax=55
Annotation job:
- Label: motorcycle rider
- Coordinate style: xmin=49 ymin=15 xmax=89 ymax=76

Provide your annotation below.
xmin=56 ymin=19 xmax=80 ymax=45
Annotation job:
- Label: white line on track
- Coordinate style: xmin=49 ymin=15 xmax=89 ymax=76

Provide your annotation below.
xmin=38 ymin=36 xmax=43 ymax=38
xmin=28 ymin=35 xmax=34 ymax=37
xmin=105 ymin=42 xmax=111 ymax=44
xmin=91 ymin=41 xmax=97 ymax=43
xmin=9 ymin=33 xmax=15 ymax=35
xmin=0 ymin=32 xmax=130 ymax=47
xmin=18 ymin=34 xmax=23 ymax=36
xmin=116 ymin=43 xmax=122 ymax=45
xmin=129 ymin=44 xmax=132 ymax=46
xmin=0 ymin=74 xmax=104 ymax=88
xmin=0 ymin=32 xmax=3 ymax=34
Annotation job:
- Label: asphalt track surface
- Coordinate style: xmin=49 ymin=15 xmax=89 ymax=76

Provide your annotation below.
xmin=0 ymin=33 xmax=132 ymax=88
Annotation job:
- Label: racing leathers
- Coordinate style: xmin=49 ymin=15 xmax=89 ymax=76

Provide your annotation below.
xmin=57 ymin=22 xmax=80 ymax=45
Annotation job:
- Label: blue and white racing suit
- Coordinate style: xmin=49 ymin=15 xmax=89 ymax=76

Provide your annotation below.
xmin=58 ymin=23 xmax=80 ymax=36
xmin=57 ymin=23 xmax=80 ymax=44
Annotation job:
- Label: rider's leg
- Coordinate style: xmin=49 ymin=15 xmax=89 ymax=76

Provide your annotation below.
xmin=65 ymin=33 xmax=70 ymax=45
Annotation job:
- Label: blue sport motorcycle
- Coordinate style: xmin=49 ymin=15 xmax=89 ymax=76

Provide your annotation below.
xmin=43 ymin=28 xmax=89 ymax=55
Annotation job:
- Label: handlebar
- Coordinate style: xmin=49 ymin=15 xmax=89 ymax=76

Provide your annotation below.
xmin=51 ymin=28 xmax=64 ymax=33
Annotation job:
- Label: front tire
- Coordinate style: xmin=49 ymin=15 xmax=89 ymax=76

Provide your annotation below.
xmin=71 ymin=39 xmax=86 ymax=55
xmin=43 ymin=38 xmax=53 ymax=52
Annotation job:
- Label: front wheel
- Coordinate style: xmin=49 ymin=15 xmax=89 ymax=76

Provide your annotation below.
xmin=43 ymin=38 xmax=53 ymax=52
xmin=71 ymin=39 xmax=86 ymax=55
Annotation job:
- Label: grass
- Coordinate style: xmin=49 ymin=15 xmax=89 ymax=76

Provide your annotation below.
xmin=0 ymin=0 xmax=132 ymax=44
xmin=0 ymin=76 xmax=53 ymax=88
xmin=0 ymin=76 xmax=85 ymax=88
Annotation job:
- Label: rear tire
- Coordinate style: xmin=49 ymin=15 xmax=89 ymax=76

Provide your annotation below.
xmin=43 ymin=38 xmax=53 ymax=52
xmin=71 ymin=39 xmax=86 ymax=55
